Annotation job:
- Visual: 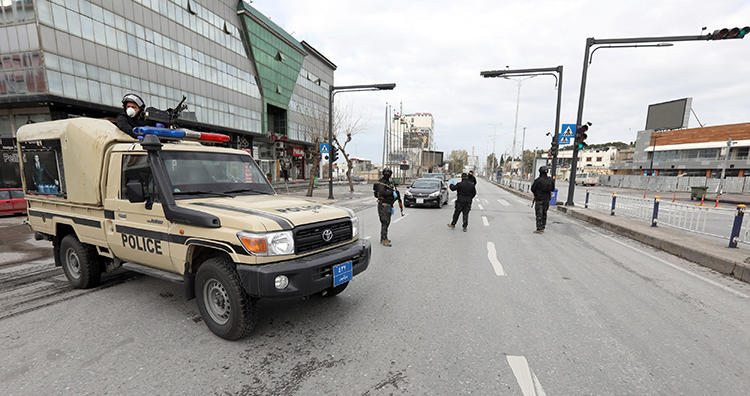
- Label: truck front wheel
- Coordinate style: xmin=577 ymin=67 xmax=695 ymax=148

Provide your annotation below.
xmin=195 ymin=257 xmax=257 ymax=340
xmin=60 ymin=235 xmax=101 ymax=289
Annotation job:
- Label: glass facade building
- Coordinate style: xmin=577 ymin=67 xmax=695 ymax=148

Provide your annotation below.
xmin=0 ymin=0 xmax=335 ymax=187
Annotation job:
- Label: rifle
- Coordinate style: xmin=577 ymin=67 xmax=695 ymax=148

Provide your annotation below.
xmin=144 ymin=96 xmax=188 ymax=129
xmin=394 ymin=184 xmax=404 ymax=216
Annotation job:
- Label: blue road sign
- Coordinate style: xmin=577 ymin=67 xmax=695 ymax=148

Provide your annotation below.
xmin=558 ymin=123 xmax=576 ymax=145
xmin=319 ymin=143 xmax=329 ymax=154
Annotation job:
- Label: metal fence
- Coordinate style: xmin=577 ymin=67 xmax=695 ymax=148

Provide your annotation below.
xmin=498 ymin=176 xmax=749 ymax=248
xmin=580 ymin=190 xmax=747 ymax=248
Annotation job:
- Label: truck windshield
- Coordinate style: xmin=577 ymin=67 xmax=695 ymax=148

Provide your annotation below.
xmin=161 ymin=151 xmax=274 ymax=197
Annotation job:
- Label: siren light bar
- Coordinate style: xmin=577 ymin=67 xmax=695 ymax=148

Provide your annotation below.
xmin=133 ymin=126 xmax=230 ymax=142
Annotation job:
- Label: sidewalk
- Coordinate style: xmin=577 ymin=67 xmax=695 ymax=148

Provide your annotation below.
xmin=490 ymin=179 xmax=750 ymax=284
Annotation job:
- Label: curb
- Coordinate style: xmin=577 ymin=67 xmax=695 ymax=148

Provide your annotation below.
xmin=489 ymin=179 xmax=750 ymax=284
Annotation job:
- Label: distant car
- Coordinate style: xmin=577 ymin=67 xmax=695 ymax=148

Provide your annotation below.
xmin=404 ymin=178 xmax=449 ymax=208
xmin=575 ymin=172 xmax=600 ymax=186
xmin=0 ymin=188 xmax=27 ymax=215
xmin=422 ymin=173 xmax=447 ymax=181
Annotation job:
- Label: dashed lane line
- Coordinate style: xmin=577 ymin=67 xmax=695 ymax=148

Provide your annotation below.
xmin=478 ymin=204 xmax=485 ymax=210
xmin=482 ymin=216 xmax=489 ymax=226
xmin=507 ymin=355 xmax=547 ymax=396
xmin=486 ymin=242 xmax=506 ymax=276
xmin=497 ymin=198 xmax=510 ymax=207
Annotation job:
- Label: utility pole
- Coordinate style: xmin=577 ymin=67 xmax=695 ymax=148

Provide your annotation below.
xmin=719 ymin=138 xmax=734 ymax=194
xmin=511 ymin=80 xmax=521 ymax=177
xmin=520 ymin=126 xmax=526 ymax=179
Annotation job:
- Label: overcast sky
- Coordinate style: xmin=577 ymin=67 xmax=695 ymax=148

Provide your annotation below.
xmin=254 ymin=0 xmax=750 ymax=166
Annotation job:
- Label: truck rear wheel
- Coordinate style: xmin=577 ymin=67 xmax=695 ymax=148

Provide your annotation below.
xmin=195 ymin=257 xmax=257 ymax=340
xmin=60 ymin=235 xmax=101 ymax=289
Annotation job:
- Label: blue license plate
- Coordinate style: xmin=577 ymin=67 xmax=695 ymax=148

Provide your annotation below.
xmin=332 ymin=261 xmax=353 ymax=287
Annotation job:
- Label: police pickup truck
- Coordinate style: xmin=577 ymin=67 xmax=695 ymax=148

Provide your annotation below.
xmin=16 ymin=118 xmax=370 ymax=340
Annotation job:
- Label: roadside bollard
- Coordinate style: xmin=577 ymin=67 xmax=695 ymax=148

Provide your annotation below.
xmin=610 ymin=192 xmax=617 ymax=216
xmin=585 ymin=190 xmax=590 ymax=209
xmin=651 ymin=196 xmax=660 ymax=227
xmin=728 ymin=204 xmax=745 ymax=248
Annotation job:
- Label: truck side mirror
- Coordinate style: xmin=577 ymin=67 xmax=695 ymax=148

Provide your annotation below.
xmin=126 ymin=180 xmax=146 ymax=203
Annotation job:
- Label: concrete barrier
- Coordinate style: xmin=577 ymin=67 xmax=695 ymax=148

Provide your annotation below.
xmin=599 ymin=175 xmax=750 ymax=193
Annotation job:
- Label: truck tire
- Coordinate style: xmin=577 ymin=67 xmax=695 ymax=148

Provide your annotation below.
xmin=59 ymin=234 xmax=101 ymax=289
xmin=195 ymin=256 xmax=257 ymax=340
xmin=320 ymin=281 xmax=349 ymax=297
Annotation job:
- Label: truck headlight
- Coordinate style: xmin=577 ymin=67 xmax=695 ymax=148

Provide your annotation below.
xmin=237 ymin=231 xmax=295 ymax=256
xmin=429 ymin=191 xmax=440 ymax=197
xmin=351 ymin=216 xmax=359 ymax=239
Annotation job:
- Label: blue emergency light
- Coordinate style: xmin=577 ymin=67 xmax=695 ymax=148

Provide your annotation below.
xmin=132 ymin=126 xmax=230 ymax=142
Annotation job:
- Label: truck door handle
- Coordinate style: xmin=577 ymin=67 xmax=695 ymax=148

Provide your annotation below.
xmin=118 ymin=213 xmax=127 ymax=218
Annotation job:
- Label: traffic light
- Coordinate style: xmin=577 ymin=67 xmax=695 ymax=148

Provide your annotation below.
xmin=331 ymin=145 xmax=339 ymax=162
xmin=574 ymin=122 xmax=592 ymax=150
xmin=708 ymin=26 xmax=750 ymax=40
xmin=550 ymin=138 xmax=559 ymax=157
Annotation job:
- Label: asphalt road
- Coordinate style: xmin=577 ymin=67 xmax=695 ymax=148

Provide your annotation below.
xmin=1 ymin=179 xmax=749 ymax=395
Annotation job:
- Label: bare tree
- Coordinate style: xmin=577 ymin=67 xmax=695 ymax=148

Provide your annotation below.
xmin=331 ymin=102 xmax=366 ymax=193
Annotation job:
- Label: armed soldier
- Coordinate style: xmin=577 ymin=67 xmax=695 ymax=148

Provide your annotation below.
xmin=373 ymin=168 xmax=403 ymax=247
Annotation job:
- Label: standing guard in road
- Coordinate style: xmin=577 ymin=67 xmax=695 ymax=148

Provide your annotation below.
xmin=467 ymin=170 xmax=477 ymax=185
xmin=531 ymin=166 xmax=555 ymax=234
xmin=373 ymin=168 xmax=402 ymax=247
xmin=447 ymin=173 xmax=477 ymax=232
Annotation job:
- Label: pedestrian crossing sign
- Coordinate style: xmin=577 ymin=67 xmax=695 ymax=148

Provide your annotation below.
xmin=319 ymin=143 xmax=329 ymax=154
xmin=558 ymin=124 xmax=576 ymax=145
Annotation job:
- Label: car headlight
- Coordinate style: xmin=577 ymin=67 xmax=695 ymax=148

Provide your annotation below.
xmin=405 ymin=190 xmax=413 ymax=196
xmin=237 ymin=231 xmax=294 ymax=256
xmin=429 ymin=191 xmax=440 ymax=197
xmin=351 ymin=216 xmax=360 ymax=239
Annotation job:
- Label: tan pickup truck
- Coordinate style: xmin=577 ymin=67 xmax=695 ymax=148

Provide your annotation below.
xmin=17 ymin=118 xmax=370 ymax=340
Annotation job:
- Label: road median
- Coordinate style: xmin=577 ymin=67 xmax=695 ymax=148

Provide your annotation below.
xmin=490 ymin=179 xmax=750 ymax=284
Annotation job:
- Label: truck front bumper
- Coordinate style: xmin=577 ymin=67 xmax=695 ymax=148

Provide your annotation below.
xmin=236 ymin=239 xmax=371 ymax=298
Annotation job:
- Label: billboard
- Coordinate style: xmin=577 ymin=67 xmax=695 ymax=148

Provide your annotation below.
xmin=403 ymin=128 xmax=431 ymax=149
xmin=645 ymin=98 xmax=691 ymax=131
xmin=421 ymin=150 xmax=443 ymax=170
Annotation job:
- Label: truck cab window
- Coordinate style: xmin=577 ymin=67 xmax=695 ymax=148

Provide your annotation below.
xmin=121 ymin=155 xmax=159 ymax=201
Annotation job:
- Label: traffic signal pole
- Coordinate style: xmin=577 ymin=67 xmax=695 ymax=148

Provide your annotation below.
xmin=550 ymin=66 xmax=563 ymax=182
xmin=565 ymin=29 xmax=747 ymax=206
xmin=565 ymin=38 xmax=592 ymax=206
xmin=480 ymin=66 xmax=563 ymax=181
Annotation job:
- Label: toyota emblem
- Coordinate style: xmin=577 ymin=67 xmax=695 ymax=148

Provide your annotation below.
xmin=321 ymin=229 xmax=333 ymax=242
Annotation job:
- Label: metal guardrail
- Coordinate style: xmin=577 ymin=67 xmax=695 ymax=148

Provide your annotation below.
xmin=498 ymin=179 xmax=748 ymax=248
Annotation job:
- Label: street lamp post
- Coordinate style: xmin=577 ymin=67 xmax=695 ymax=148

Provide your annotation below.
xmin=566 ymin=28 xmax=746 ymax=206
xmin=481 ymin=66 xmax=564 ymax=181
xmin=648 ymin=133 xmax=663 ymax=176
xmin=328 ymin=83 xmax=396 ymax=199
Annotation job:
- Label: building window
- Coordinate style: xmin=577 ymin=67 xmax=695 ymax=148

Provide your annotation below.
xmin=596 ymin=157 xmax=602 ymax=162
xmin=586 ymin=157 xmax=592 ymax=162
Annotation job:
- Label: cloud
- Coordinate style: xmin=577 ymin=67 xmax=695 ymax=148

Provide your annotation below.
xmin=254 ymin=0 xmax=750 ymax=165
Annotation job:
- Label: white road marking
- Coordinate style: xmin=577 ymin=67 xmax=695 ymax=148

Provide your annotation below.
xmin=478 ymin=204 xmax=485 ymax=210
xmin=497 ymin=199 xmax=510 ymax=207
xmin=592 ymin=230 xmax=749 ymax=299
xmin=507 ymin=355 xmax=547 ymax=396
xmin=392 ymin=213 xmax=409 ymax=224
xmin=482 ymin=216 xmax=489 ymax=226
xmin=483 ymin=199 xmax=488 ymax=204
xmin=486 ymin=242 xmax=506 ymax=276
xmin=363 ymin=236 xmax=371 ymax=240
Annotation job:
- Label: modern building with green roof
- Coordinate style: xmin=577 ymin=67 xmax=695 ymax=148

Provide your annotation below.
xmin=0 ymin=0 xmax=335 ymax=186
